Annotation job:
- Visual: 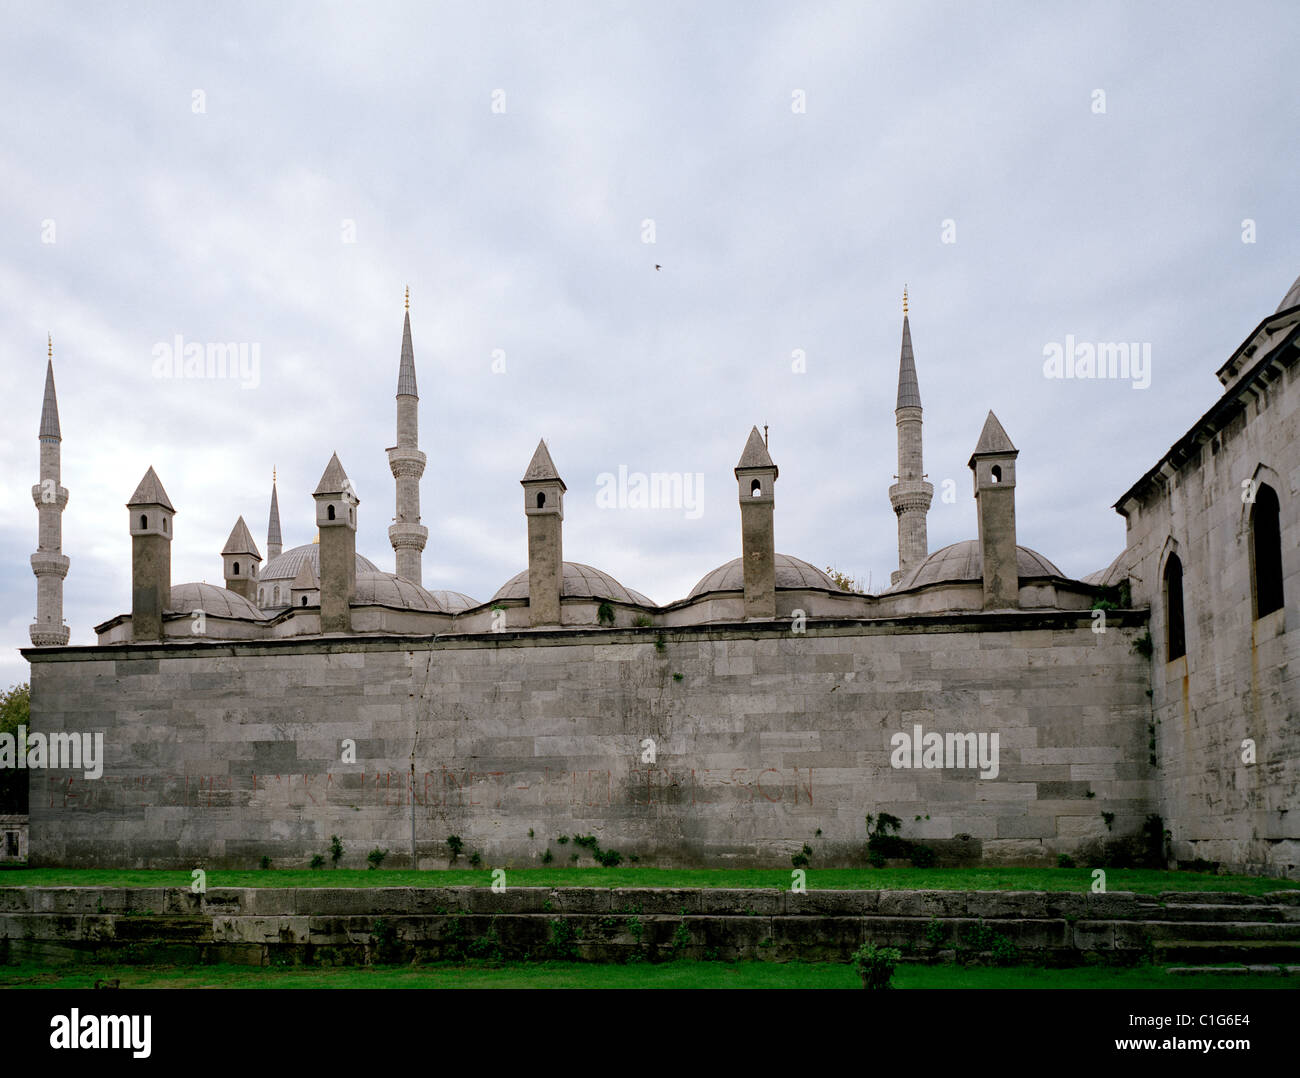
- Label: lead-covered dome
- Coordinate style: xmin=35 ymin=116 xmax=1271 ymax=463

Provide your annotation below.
xmin=169 ymin=582 xmax=266 ymax=620
xmin=891 ymin=540 xmax=1063 ymax=592
xmin=492 ymin=562 xmax=654 ymax=606
xmin=261 ymin=543 xmax=378 ymax=584
xmin=688 ymin=554 xmax=838 ymax=599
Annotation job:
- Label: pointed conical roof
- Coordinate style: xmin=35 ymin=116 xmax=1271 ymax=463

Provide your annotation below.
xmin=735 ymin=426 xmax=777 ymax=473
xmin=896 ymin=314 xmax=922 ymax=410
xmin=39 ymin=358 xmax=61 ymax=440
xmin=313 ymin=452 xmax=352 ymax=496
xmin=521 ymin=439 xmax=564 ymax=485
xmin=222 ymin=516 xmax=261 ymax=558
xmin=290 ymin=557 xmax=318 ymax=590
xmin=127 ymin=466 xmax=175 ymax=510
xmin=397 ymin=308 xmax=418 ymax=397
xmin=267 ymin=478 xmax=282 ymax=550
xmin=969 ymin=411 xmax=1018 ymax=463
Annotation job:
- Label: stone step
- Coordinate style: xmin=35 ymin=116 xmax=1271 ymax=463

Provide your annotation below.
xmin=1137 ymin=903 xmax=1294 ymax=923
xmin=1166 ymin=964 xmax=1300 ymax=976
xmin=1154 ymin=940 xmax=1300 ymax=965
xmin=1128 ymin=919 xmax=1300 ymax=941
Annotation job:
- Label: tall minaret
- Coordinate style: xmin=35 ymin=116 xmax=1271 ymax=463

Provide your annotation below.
xmin=267 ymin=469 xmax=282 ymax=560
xmin=888 ymin=287 xmax=934 ymax=585
xmin=30 ymin=335 xmax=70 ymax=646
xmin=388 ymin=287 xmax=428 ymax=585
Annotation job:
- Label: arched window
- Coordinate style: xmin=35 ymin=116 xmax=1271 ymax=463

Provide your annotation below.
xmin=1163 ymin=554 xmax=1186 ymax=660
xmin=301 ymin=596 xmax=307 ymax=607
xmin=162 ymin=517 xmax=167 ymax=533
xmin=349 ymin=508 xmax=353 ymax=524
xmin=259 ymin=588 xmax=265 ymax=605
xmin=991 ymin=465 xmax=1002 ymax=483
xmin=327 ymin=504 xmax=336 ymax=521
xmin=273 ymin=586 xmax=280 ymax=604
xmin=233 ymin=562 xmax=240 ymax=575
xmin=750 ymin=479 xmax=761 ymax=497
xmin=1252 ymin=483 xmax=1284 ymax=618
xmin=140 ymin=514 xmax=148 ymax=529
xmin=537 ymin=492 xmax=546 ymax=508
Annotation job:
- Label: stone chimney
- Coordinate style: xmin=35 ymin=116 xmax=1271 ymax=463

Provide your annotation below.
xmin=127 ymin=467 xmax=175 ymax=641
xmin=313 ymin=452 xmax=358 ymax=633
xmin=968 ymin=411 xmax=1019 ymax=610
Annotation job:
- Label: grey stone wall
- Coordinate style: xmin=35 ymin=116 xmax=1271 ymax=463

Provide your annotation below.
xmin=26 ymin=614 xmax=1154 ymax=869
xmin=1119 ymin=348 xmax=1300 ymax=877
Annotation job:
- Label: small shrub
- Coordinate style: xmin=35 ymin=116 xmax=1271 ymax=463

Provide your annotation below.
xmin=672 ymin=672 xmax=684 ymax=682
xmin=654 ymin=634 xmax=667 ymax=654
xmin=541 ymin=849 xmax=553 ymax=864
xmin=367 ymin=847 xmax=388 ymax=870
xmin=852 ymin=942 xmax=902 ymax=989
xmin=259 ymin=855 xmax=271 ymax=870
xmin=329 ymin=835 xmax=343 ymax=867
xmin=468 ymin=851 xmax=482 ymax=869
xmin=446 ymin=835 xmax=463 ymax=863
xmin=791 ymin=843 xmax=812 ymax=868
xmin=924 ymin=918 xmax=945 ymax=949
xmin=990 ymin=934 xmax=1020 ymax=966
xmin=632 ymin=614 xmax=653 ymax=628
xmin=546 ymin=918 xmax=579 ymax=960
xmin=672 ymin=920 xmax=691 ymax=950
xmin=1131 ymin=631 xmax=1154 ymax=659
xmin=556 ymin=835 xmax=569 ymax=845
xmin=910 ymin=845 xmax=936 ymax=868
xmin=528 ymin=828 xmax=534 ymax=839
xmin=310 ymin=854 xmax=325 ymax=870
xmin=597 ymin=601 xmax=615 ymax=626
xmin=1102 ymin=812 xmax=1115 ymax=831
xmin=1056 ymin=853 xmax=1075 ymax=868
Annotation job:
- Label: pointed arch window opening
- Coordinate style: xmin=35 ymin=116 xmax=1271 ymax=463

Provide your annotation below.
xmin=1164 ymin=554 xmax=1186 ymax=661
xmin=1251 ymin=483 xmax=1284 ymax=619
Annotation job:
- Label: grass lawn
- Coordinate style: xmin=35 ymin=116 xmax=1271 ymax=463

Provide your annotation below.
xmin=2 ymin=865 xmax=1297 ymax=893
xmin=1 ymin=959 xmax=1297 ymax=990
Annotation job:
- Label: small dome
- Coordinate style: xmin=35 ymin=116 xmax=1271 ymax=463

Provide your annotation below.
xmin=353 ymin=572 xmax=469 ymax=613
xmin=1277 ymin=273 xmax=1300 ymax=315
xmin=261 ymin=543 xmax=378 ymax=585
xmin=169 ymin=582 xmax=266 ymax=620
xmin=688 ymin=554 xmax=838 ymax=599
xmin=492 ymin=562 xmax=653 ymax=606
xmin=428 ymin=589 xmax=480 ymax=613
xmin=891 ymin=540 xmax=1063 ymax=592
xmin=1082 ymin=550 xmax=1128 ymax=588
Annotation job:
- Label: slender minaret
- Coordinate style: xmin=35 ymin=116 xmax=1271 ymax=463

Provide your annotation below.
xmin=889 ymin=287 xmax=934 ymax=585
xmin=969 ymin=411 xmax=1020 ymax=610
xmin=221 ymin=516 xmax=261 ymax=602
xmin=388 ymin=287 xmax=428 ymax=584
xmin=735 ymin=425 xmax=777 ymax=619
xmin=521 ymin=439 xmax=565 ymax=627
xmin=127 ymin=467 xmax=175 ymax=641
xmin=30 ymin=335 xmax=70 ymax=646
xmin=314 ymin=452 xmax=358 ymax=633
xmin=267 ymin=469 xmax=282 ymax=560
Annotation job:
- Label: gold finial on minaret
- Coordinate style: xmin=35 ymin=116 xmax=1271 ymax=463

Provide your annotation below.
xmin=48 ymin=333 xmax=52 ymax=359
xmin=405 ymin=285 xmax=409 ymax=312
xmin=903 ymin=285 xmax=908 ymax=316
xmin=273 ymin=466 xmax=277 ymax=484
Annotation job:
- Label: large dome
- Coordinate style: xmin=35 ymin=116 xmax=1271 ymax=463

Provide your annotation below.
xmin=492 ymin=562 xmax=654 ymax=606
xmin=891 ymin=540 xmax=1063 ymax=592
xmin=169 ymin=582 xmax=266 ymax=620
xmin=261 ymin=543 xmax=379 ymax=584
xmin=688 ymin=554 xmax=838 ymax=599
xmin=1082 ymin=550 xmax=1127 ymax=588
xmin=1277 ymin=273 xmax=1300 ymax=315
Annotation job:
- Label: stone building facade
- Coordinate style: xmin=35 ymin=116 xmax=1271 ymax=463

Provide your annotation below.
xmin=20 ymin=278 xmax=1300 ymax=876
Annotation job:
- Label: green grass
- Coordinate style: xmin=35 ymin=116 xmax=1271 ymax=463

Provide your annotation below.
xmin=3 ymin=865 xmax=1296 ymax=893
xmin=1 ymin=959 xmax=1296 ymax=990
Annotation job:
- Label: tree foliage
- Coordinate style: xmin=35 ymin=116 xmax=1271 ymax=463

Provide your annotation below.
xmin=0 ymin=683 xmax=30 ymax=814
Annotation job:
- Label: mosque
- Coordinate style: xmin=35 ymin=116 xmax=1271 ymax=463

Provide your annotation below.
xmin=20 ymin=274 xmax=1299 ymax=876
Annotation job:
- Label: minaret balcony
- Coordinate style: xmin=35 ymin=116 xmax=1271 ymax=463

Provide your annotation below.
xmin=387 ymin=446 xmax=427 ymax=479
xmin=889 ymin=481 xmax=934 ymax=514
xmin=29 ymin=624 xmax=69 ymax=647
xmin=31 ymin=483 xmax=69 ymax=510
xmin=30 ymin=551 xmax=70 ymax=578
xmin=388 ymin=521 xmax=428 ymax=549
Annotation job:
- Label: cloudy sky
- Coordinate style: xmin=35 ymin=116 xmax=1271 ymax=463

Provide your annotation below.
xmin=1 ymin=1 xmax=1296 ymax=686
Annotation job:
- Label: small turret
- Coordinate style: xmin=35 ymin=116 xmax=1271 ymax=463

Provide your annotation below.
xmin=127 ymin=467 xmax=175 ymax=640
xmin=968 ymin=411 xmax=1020 ymax=610
xmin=289 ymin=556 xmax=319 ymax=609
xmin=313 ymin=452 xmax=358 ymax=633
xmin=521 ymin=439 xmax=565 ymax=626
xmin=221 ymin=516 xmax=261 ymax=602
xmin=735 ymin=426 xmax=777 ymax=619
